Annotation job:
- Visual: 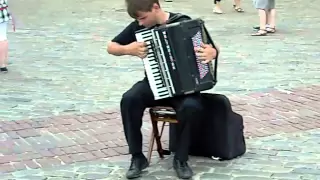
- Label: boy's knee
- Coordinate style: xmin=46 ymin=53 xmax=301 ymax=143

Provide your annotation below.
xmin=178 ymin=97 xmax=203 ymax=115
xmin=121 ymin=91 xmax=140 ymax=108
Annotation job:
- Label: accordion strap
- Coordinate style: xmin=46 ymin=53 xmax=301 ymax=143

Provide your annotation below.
xmin=166 ymin=13 xmax=191 ymax=24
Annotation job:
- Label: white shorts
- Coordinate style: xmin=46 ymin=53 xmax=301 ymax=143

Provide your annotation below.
xmin=0 ymin=22 xmax=8 ymax=41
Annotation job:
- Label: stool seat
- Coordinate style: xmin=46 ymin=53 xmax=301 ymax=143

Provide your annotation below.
xmin=147 ymin=106 xmax=178 ymax=163
xmin=150 ymin=106 xmax=175 ymax=113
xmin=150 ymin=106 xmax=176 ymax=121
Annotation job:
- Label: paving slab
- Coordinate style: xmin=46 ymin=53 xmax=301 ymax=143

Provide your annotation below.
xmin=1 ymin=129 xmax=320 ymax=180
xmin=0 ymin=85 xmax=319 ymax=174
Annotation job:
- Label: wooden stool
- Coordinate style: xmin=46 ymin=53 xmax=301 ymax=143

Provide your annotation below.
xmin=147 ymin=106 xmax=178 ymax=163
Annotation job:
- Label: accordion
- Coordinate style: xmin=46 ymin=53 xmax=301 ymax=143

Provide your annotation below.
xmin=135 ymin=18 xmax=218 ymax=100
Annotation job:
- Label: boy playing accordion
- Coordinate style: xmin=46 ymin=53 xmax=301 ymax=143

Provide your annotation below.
xmin=107 ymin=0 xmax=218 ymax=179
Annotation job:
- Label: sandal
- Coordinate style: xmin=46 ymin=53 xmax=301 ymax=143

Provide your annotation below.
xmin=251 ymin=29 xmax=267 ymax=36
xmin=266 ymin=27 xmax=276 ymax=33
xmin=233 ymin=5 xmax=244 ymax=12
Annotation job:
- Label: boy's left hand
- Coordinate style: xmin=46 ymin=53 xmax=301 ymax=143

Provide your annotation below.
xmin=194 ymin=43 xmax=218 ymax=64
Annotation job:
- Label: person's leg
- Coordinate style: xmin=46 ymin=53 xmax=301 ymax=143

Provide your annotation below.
xmin=120 ymin=77 xmax=157 ymax=179
xmin=266 ymin=0 xmax=276 ymax=33
xmin=267 ymin=9 xmax=276 ymax=30
xmin=233 ymin=0 xmax=244 ymax=12
xmin=252 ymin=9 xmax=268 ymax=36
xmin=213 ymin=0 xmax=223 ymax=14
xmin=169 ymin=94 xmax=204 ymax=179
xmin=0 ymin=22 xmax=8 ymax=72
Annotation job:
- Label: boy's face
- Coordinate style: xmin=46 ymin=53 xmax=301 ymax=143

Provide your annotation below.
xmin=136 ymin=3 xmax=159 ymax=27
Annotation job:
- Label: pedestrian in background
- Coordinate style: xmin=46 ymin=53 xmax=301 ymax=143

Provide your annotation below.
xmin=251 ymin=0 xmax=276 ymax=36
xmin=0 ymin=0 xmax=15 ymax=73
xmin=213 ymin=0 xmax=244 ymax=14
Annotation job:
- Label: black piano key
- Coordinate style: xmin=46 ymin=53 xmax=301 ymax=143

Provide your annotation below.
xmin=158 ymin=90 xmax=168 ymax=94
xmin=159 ymin=94 xmax=169 ymax=97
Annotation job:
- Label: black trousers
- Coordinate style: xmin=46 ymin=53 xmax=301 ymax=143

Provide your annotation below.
xmin=120 ymin=77 xmax=203 ymax=161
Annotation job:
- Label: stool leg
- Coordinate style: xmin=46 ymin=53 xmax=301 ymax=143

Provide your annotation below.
xmin=160 ymin=122 xmax=171 ymax=155
xmin=160 ymin=121 xmax=166 ymax=137
xmin=151 ymin=117 xmax=164 ymax=159
xmin=147 ymin=128 xmax=155 ymax=163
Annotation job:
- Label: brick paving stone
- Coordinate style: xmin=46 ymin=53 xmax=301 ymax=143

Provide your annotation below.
xmin=0 ymin=85 xmax=319 ymax=173
xmin=0 ymin=129 xmax=318 ymax=179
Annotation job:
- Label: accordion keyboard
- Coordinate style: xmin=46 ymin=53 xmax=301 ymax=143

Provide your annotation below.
xmin=135 ymin=29 xmax=171 ymax=100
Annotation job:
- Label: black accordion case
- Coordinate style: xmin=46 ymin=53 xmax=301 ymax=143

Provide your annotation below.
xmin=169 ymin=93 xmax=246 ymax=160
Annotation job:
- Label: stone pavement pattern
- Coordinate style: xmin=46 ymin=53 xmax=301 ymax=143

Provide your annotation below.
xmin=1 ymin=129 xmax=320 ymax=180
xmin=0 ymin=85 xmax=319 ymax=178
xmin=0 ymin=0 xmax=320 ymax=179
xmin=0 ymin=0 xmax=319 ymax=120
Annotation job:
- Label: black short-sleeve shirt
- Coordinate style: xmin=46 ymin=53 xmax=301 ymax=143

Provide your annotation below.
xmin=111 ymin=12 xmax=179 ymax=45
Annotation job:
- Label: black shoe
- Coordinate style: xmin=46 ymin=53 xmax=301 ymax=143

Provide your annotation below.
xmin=0 ymin=67 xmax=8 ymax=73
xmin=126 ymin=154 xmax=149 ymax=179
xmin=173 ymin=158 xmax=193 ymax=179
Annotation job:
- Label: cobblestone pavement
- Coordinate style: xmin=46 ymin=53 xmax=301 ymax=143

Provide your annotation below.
xmin=1 ymin=129 xmax=320 ymax=180
xmin=1 ymin=0 xmax=319 ymax=120
xmin=0 ymin=85 xmax=319 ymax=175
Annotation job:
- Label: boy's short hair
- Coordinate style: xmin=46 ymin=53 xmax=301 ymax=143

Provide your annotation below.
xmin=125 ymin=0 xmax=160 ymax=18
